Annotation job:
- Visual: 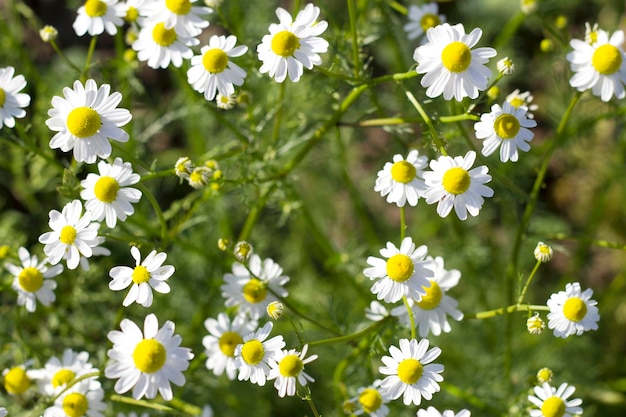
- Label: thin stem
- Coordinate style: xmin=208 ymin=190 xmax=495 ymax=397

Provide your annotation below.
xmin=347 ymin=0 xmax=360 ymax=78
xmin=402 ymin=87 xmax=447 ymax=155
xmin=271 ymin=82 xmax=286 ymax=145
xmin=402 ymin=295 xmax=417 ymax=339
xmin=389 ymin=1 xmax=408 ymax=15
xmin=400 ymin=206 xmax=406 ymax=241
xmin=82 ymin=36 xmax=98 ymax=81
xmin=49 ymin=39 xmax=82 ymax=74
xmin=308 ymin=316 xmax=392 ymax=346
xmin=304 ymin=388 xmax=322 ymax=417
xmin=136 ymin=183 xmax=168 ymax=247
xmin=517 ymin=260 xmax=541 ymax=305
xmin=467 ymin=304 xmax=549 ymax=320
xmin=269 ymin=288 xmax=342 ymax=337
xmin=439 ymin=113 xmax=481 ymax=123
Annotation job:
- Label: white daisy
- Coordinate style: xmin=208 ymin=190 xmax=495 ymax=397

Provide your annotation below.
xmin=528 ymin=382 xmax=583 ymax=417
xmin=216 ymin=93 xmax=236 ymax=109
xmin=417 ymin=406 xmax=471 ymax=417
xmin=174 ymin=156 xmax=194 ymax=179
xmin=526 ymin=313 xmax=545 ymax=335
xmin=363 ymin=237 xmax=433 ymax=304
xmin=474 ymin=101 xmax=537 ymax=163
xmin=534 ymin=242 xmax=553 ymax=263
xmin=132 ymin=20 xmax=199 ymax=69
xmin=105 ymin=313 xmax=194 ymax=400
xmin=414 ymin=23 xmax=497 ymax=101
xmin=187 ymin=166 xmax=211 ymax=188
xmin=0 ymin=66 xmax=30 ymax=129
xmin=378 ymin=338 xmax=443 ymax=406
xmin=267 ymin=344 xmax=317 ymax=398
xmin=257 ymin=3 xmax=329 ymax=83
xmin=391 ymin=256 xmax=463 ymax=337
xmin=80 ymin=157 xmax=142 ymax=228
xmin=31 ymin=349 xmax=100 ymax=397
xmin=350 ymin=380 xmax=391 ymax=417
xmin=122 ymin=0 xmax=152 ymax=28
xmin=422 ymin=150 xmax=494 ymax=220
xmin=403 ymin=3 xmax=446 ymax=42
xmin=187 ymin=35 xmax=248 ymax=101
xmin=221 ymin=253 xmax=289 ymax=320
xmin=567 ymin=27 xmax=626 ymax=101
xmin=233 ymin=322 xmax=285 ymax=386
xmin=547 ymin=282 xmax=599 ymax=338
xmin=143 ymin=0 xmax=212 ymax=37
xmin=46 ymin=79 xmax=132 ymax=164
xmin=365 ymin=300 xmax=390 ymax=322
xmin=203 ymin=312 xmax=258 ymax=379
xmin=505 ymin=89 xmax=538 ymax=118
xmin=43 ymin=383 xmax=106 ymax=417
xmin=73 ymin=0 xmax=125 ymax=37
xmin=38 ymin=200 xmax=103 ymax=270
xmin=374 ymin=150 xmax=428 ymax=207
xmin=5 ymin=247 xmax=63 ymax=313
xmin=3 ymin=363 xmax=37 ymax=395
xmin=496 ymin=56 xmax=515 ymax=75
xmin=584 ymin=22 xmax=600 ymax=45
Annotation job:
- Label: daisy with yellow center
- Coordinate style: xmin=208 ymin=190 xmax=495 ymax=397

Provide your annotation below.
xmin=422 ymin=151 xmax=494 ymax=220
xmin=2 ymin=365 xmax=36 ymax=395
xmin=43 ymin=381 xmax=106 ymax=417
xmin=404 ymin=3 xmax=446 ymax=42
xmin=105 ymin=313 xmax=193 ymax=400
xmin=534 ymin=242 xmax=553 ymax=263
xmin=216 ymin=92 xmax=236 ymax=109
xmin=233 ymin=322 xmax=285 ymax=386
xmin=378 ymin=338 xmax=444 ymax=406
xmin=0 ymin=66 xmax=30 ymax=129
xmin=73 ymin=0 xmax=125 ymax=36
xmin=567 ymin=26 xmax=626 ymax=101
xmin=374 ymin=150 xmax=428 ymax=207
xmin=257 ymin=3 xmax=329 ymax=83
xmin=350 ymin=380 xmax=391 ymax=417
xmin=414 ymin=23 xmax=497 ymax=101
xmin=143 ymin=0 xmax=212 ymax=37
xmin=267 ymin=344 xmax=318 ymax=397
xmin=528 ymin=382 xmax=583 ymax=417
xmin=505 ymin=88 xmax=538 ymax=119
xmin=418 ymin=407 xmax=471 ymax=417
xmin=132 ymin=20 xmax=199 ymax=69
xmin=30 ymin=349 xmax=100 ymax=397
xmin=547 ymin=282 xmax=599 ymax=338
xmin=527 ymin=313 xmax=545 ymax=335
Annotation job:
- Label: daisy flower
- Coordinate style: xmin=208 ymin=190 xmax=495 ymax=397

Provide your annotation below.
xmin=527 ymin=313 xmax=545 ymax=335
xmin=363 ymin=237 xmax=433 ymax=304
xmin=38 ymin=200 xmax=103 ymax=270
xmin=108 ymin=246 xmax=174 ymax=307
xmin=3 ymin=363 xmax=37 ymax=395
xmin=374 ymin=150 xmax=428 ymax=207
xmin=80 ymin=157 xmax=142 ymax=228
xmin=143 ymin=0 xmax=212 ymax=37
xmin=267 ymin=344 xmax=318 ymax=398
xmin=46 ymin=79 xmax=132 ymax=164
xmin=474 ymin=101 xmax=537 ymax=163
xmin=105 ymin=313 xmax=194 ymax=400
xmin=188 ymin=166 xmax=211 ymax=188
xmin=390 ymin=256 xmax=463 ymax=337
xmin=534 ymin=242 xmax=553 ymax=263
xmin=567 ymin=27 xmax=626 ymax=101
xmin=30 ymin=349 xmax=100 ymax=397
xmin=528 ymin=382 xmax=583 ymax=417
xmin=422 ymin=150 xmax=494 ymax=220
xmin=584 ymin=22 xmax=600 ymax=45
xmin=417 ymin=407 xmax=471 ymax=417
xmin=497 ymin=56 xmax=515 ymax=75
xmin=403 ymin=3 xmax=446 ymax=42
xmin=122 ymin=0 xmax=152 ymax=28
xmin=132 ymin=20 xmax=199 ymax=69
xmin=216 ymin=93 xmax=236 ymax=109
xmin=547 ymin=282 xmax=599 ymax=338
xmin=257 ymin=3 xmax=329 ymax=83
xmin=73 ymin=0 xmax=125 ymax=37
xmin=174 ymin=156 xmax=194 ymax=179
xmin=414 ymin=23 xmax=497 ymax=101
xmin=233 ymin=322 xmax=285 ymax=386
xmin=203 ymin=312 xmax=258 ymax=379
xmin=350 ymin=380 xmax=391 ymax=417
xmin=0 ymin=66 xmax=30 ymax=129
xmin=221 ymin=253 xmax=289 ymax=320
xmin=187 ymin=35 xmax=248 ymax=101
xmin=505 ymin=89 xmax=538 ymax=118
xmin=5 ymin=247 xmax=63 ymax=312
xmin=365 ymin=300 xmax=390 ymax=322
xmin=43 ymin=384 xmax=106 ymax=417
xmin=378 ymin=338 xmax=444 ymax=406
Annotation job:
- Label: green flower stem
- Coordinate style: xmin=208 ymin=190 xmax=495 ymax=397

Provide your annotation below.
xmin=271 ymin=82 xmax=286 ymax=145
xmin=237 ymin=183 xmax=277 ymax=242
xmin=467 ymin=304 xmax=549 ymax=320
xmin=369 ymin=69 xmax=419 ymax=85
xmin=308 ymin=316 xmax=392 ymax=347
xmin=402 ymin=87 xmax=448 ymax=156
xmin=439 ymin=113 xmax=481 ymax=123
xmin=136 ymin=183 xmax=168 ymax=246
xmin=400 ymin=206 xmax=406 ymax=241
xmin=352 ymin=117 xmax=421 ymax=127
xmin=303 ymin=387 xmax=321 ymax=417
xmin=347 ymin=0 xmax=360 ymax=78
xmin=110 ymin=395 xmax=187 ymax=413
xmin=402 ymin=295 xmax=417 ymax=339
xmin=542 ymin=232 xmax=626 ymax=250
xmin=140 ymin=169 xmax=176 ymax=183
xmin=82 ymin=36 xmax=98 ymax=81
xmin=389 ymin=0 xmax=408 ymax=15
xmin=492 ymin=11 xmax=526 ymax=51
xmin=517 ymin=260 xmax=541 ymax=305
xmin=314 ymin=65 xmax=364 ymax=83
xmin=168 ymin=397 xmax=203 ymax=415
xmin=49 ymin=39 xmax=83 ymax=74
xmin=285 ymin=313 xmax=306 ymax=346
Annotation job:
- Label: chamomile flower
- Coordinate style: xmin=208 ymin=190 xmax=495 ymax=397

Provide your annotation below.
xmin=43 ymin=383 xmax=106 ymax=417
xmin=46 ymin=79 xmax=132 ymax=163
xmin=365 ymin=300 xmax=390 ymax=322
xmin=374 ymin=150 xmax=428 ymax=207
xmin=364 ymin=237 xmax=433 ymax=304
xmin=174 ymin=156 xmax=194 ymax=179
xmin=257 ymin=3 xmax=329 ymax=83
xmin=216 ymin=93 xmax=236 ymax=109
xmin=105 ymin=313 xmax=193 ymax=400
xmin=378 ymin=338 xmax=444 ymax=406
xmin=404 ymin=3 xmax=446 ymax=42
xmin=547 ymin=282 xmax=599 ymax=338
xmin=5 ymin=247 xmax=63 ymax=313
xmin=221 ymin=254 xmax=289 ymax=320
xmin=528 ymin=382 xmax=583 ymax=417
xmin=188 ymin=166 xmax=211 ymax=188
xmin=584 ymin=22 xmax=600 ymax=45
xmin=0 ymin=66 xmax=30 ymax=129
xmin=567 ymin=27 xmax=626 ymax=101
xmin=143 ymin=0 xmax=212 ymax=37
xmin=414 ymin=23 xmax=497 ymax=101
xmin=267 ymin=344 xmax=317 ymax=398
xmin=497 ymin=57 xmax=515 ymax=75
xmin=73 ymin=0 xmax=125 ymax=37
xmin=122 ymin=0 xmax=152 ymax=28
xmin=534 ymin=242 xmax=553 ymax=263
xmin=474 ymin=101 xmax=537 ymax=163
xmin=418 ymin=407 xmax=471 ymax=417
xmin=527 ymin=313 xmax=545 ymax=335
xmin=202 ymin=312 xmax=258 ymax=380
xmin=132 ymin=20 xmax=199 ymax=69
xmin=187 ymin=35 xmax=248 ymax=101
xmin=422 ymin=151 xmax=494 ymax=220
xmin=350 ymin=380 xmax=391 ymax=417
xmin=233 ymin=322 xmax=285 ymax=386
xmin=3 ymin=364 xmax=35 ymax=395
xmin=31 ymin=349 xmax=100 ymax=397
xmin=505 ymin=89 xmax=539 ymax=119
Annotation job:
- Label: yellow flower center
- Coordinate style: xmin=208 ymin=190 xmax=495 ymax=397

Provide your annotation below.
xmin=84 ymin=0 xmax=107 ymax=17
xmin=93 ymin=176 xmax=120 ymax=203
xmin=537 ymin=367 xmax=553 ymax=383
xmin=420 ymin=13 xmax=440 ymax=31
xmin=133 ymin=339 xmax=166 ymax=373
xmin=189 ymin=169 xmax=206 ymax=185
xmin=4 ymin=367 xmax=30 ymax=394
xmin=442 ymin=167 xmax=470 ymax=195
xmin=125 ymin=6 xmax=139 ymax=22
xmin=493 ymin=113 xmax=520 ymax=139
xmin=278 ymin=354 xmax=303 ymax=377
xmin=203 ymin=48 xmax=229 ymax=74
xmin=271 ymin=31 xmax=300 ymax=57
xmin=62 ymin=392 xmax=89 ymax=417
xmin=416 ymin=280 xmax=443 ymax=310
xmin=397 ymin=358 xmax=423 ymax=385
xmin=563 ymin=297 xmax=587 ymax=322
xmin=18 ymin=267 xmax=44 ymax=293
xmin=60 ymin=225 xmax=78 ymax=245
xmin=242 ymin=278 xmax=267 ymax=304
xmin=359 ymin=388 xmax=383 ymax=413
xmin=386 ymin=254 xmax=414 ymax=283
xmin=587 ymin=31 xmax=598 ymax=45
xmin=52 ymin=369 xmax=76 ymax=388
xmin=241 ymin=339 xmax=265 ymax=365
xmin=166 ymin=0 xmax=191 ymax=15
xmin=67 ymin=107 xmax=101 ymax=138
xmin=509 ymin=97 xmax=524 ymax=108
xmin=131 ymin=265 xmax=151 ymax=284
xmin=441 ymin=41 xmax=472 ymax=73
xmin=0 ymin=88 xmax=5 ymax=107
xmin=541 ymin=396 xmax=566 ymax=417
xmin=218 ymin=331 xmax=243 ymax=357
xmin=152 ymin=23 xmax=177 ymax=47
xmin=592 ymin=44 xmax=622 ymax=75
xmin=390 ymin=160 xmax=417 ymax=184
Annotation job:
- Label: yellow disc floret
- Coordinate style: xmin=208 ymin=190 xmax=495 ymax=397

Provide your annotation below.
xmin=416 ymin=280 xmax=443 ymax=310
xmin=271 ymin=31 xmax=300 ymax=57
xmin=541 ymin=396 xmax=566 ymax=417
xmin=493 ymin=114 xmax=521 ymax=139
xmin=67 ymin=107 xmax=101 ymax=138
xmin=563 ymin=297 xmax=587 ymax=322
xmin=152 ymin=23 xmax=177 ymax=47
xmin=241 ymin=339 xmax=265 ymax=365
xmin=94 ymin=176 xmax=120 ymax=203
xmin=218 ymin=331 xmax=243 ymax=357
xmin=242 ymin=278 xmax=267 ymax=304
xmin=441 ymin=41 xmax=472 ymax=73
xmin=386 ymin=254 xmax=414 ymax=283
xmin=85 ymin=0 xmax=107 ymax=17
xmin=131 ymin=265 xmax=151 ymax=284
xmin=420 ymin=14 xmax=440 ymax=32
xmin=125 ymin=6 xmax=139 ymax=22
xmin=4 ymin=366 xmax=31 ymax=394
xmin=0 ymin=88 xmax=6 ymax=107
xmin=62 ymin=392 xmax=89 ymax=417
xmin=133 ymin=339 xmax=167 ymax=373
xmin=203 ymin=49 xmax=229 ymax=73
xmin=359 ymin=388 xmax=383 ymax=413
xmin=166 ymin=0 xmax=191 ymax=15
xmin=18 ymin=267 xmax=44 ymax=293
xmin=442 ymin=167 xmax=470 ymax=195
xmin=52 ymin=369 xmax=76 ymax=388
xmin=592 ymin=44 xmax=622 ymax=75
xmin=397 ymin=358 xmax=423 ymax=384
xmin=60 ymin=225 xmax=78 ymax=245
xmin=278 ymin=354 xmax=303 ymax=377
xmin=391 ymin=161 xmax=417 ymax=184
